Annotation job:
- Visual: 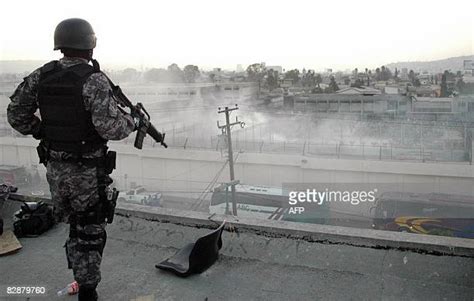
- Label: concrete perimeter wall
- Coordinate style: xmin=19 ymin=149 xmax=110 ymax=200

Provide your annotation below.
xmin=1 ymin=137 xmax=473 ymax=218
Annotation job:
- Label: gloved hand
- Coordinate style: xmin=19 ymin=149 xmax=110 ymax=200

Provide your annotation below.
xmin=130 ymin=107 xmax=142 ymax=131
xmin=32 ymin=120 xmax=43 ymax=140
xmin=131 ymin=116 xmax=140 ymax=131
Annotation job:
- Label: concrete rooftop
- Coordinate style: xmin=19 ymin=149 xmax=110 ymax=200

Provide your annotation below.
xmin=1 ymin=201 xmax=473 ymax=301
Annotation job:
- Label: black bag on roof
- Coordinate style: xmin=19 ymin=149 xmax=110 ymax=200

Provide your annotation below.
xmin=13 ymin=201 xmax=55 ymax=237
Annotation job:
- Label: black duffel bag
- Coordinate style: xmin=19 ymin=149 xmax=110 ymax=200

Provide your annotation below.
xmin=13 ymin=201 xmax=55 ymax=237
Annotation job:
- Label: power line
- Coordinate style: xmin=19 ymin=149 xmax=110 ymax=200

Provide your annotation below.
xmin=191 ymin=160 xmax=229 ymax=211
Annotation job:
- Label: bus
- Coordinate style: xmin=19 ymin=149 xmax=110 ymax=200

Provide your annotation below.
xmin=371 ymin=192 xmax=474 ymax=238
xmin=210 ymin=184 xmax=330 ymax=224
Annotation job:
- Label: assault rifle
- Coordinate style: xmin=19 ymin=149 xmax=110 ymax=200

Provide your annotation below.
xmin=114 ymin=86 xmax=168 ymax=149
xmin=92 ymin=60 xmax=167 ymax=149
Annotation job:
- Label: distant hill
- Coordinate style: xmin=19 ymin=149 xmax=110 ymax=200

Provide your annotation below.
xmin=0 ymin=60 xmax=47 ymax=74
xmin=2 ymin=55 xmax=474 ymax=74
xmin=385 ymin=55 xmax=474 ymax=73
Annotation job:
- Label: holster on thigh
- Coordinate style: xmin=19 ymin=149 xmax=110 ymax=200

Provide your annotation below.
xmin=69 ymin=218 xmax=107 ymax=255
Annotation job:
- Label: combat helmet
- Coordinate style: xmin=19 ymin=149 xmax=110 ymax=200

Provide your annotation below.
xmin=54 ymin=18 xmax=97 ymax=50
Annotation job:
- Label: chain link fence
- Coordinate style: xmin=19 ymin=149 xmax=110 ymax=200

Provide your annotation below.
xmin=120 ymin=134 xmax=471 ymax=164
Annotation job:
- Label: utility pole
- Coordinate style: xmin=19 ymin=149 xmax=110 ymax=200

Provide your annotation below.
xmin=217 ymin=104 xmax=244 ymax=215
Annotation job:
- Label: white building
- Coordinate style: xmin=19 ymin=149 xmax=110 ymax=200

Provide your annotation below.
xmin=266 ymin=65 xmax=283 ymax=74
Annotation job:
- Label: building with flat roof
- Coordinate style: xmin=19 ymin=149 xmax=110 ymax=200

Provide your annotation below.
xmin=336 ymin=87 xmax=382 ymax=96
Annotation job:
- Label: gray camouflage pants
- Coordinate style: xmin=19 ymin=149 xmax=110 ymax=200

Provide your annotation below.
xmin=46 ymin=161 xmax=106 ymax=288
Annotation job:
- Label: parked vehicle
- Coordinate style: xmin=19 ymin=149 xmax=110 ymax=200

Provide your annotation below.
xmin=210 ymin=184 xmax=330 ymax=224
xmin=371 ymin=192 xmax=474 ymax=238
xmin=117 ymin=186 xmax=162 ymax=207
xmin=0 ymin=165 xmax=39 ymax=188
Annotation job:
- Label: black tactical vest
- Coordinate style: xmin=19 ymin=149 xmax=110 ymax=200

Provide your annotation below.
xmin=37 ymin=61 xmax=106 ymax=153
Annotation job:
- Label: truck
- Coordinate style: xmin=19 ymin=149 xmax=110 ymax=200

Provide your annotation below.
xmin=117 ymin=186 xmax=162 ymax=207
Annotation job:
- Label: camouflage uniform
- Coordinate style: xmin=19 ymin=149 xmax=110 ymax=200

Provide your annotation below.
xmin=7 ymin=57 xmax=135 ymax=288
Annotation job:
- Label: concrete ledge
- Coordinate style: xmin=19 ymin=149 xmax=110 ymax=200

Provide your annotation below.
xmin=115 ymin=202 xmax=474 ymax=258
xmin=5 ymin=194 xmax=473 ymax=257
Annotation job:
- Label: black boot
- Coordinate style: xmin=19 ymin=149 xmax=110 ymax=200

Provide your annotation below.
xmin=78 ymin=285 xmax=98 ymax=301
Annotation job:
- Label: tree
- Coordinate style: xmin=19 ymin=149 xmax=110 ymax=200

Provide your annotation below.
xmin=265 ymin=69 xmax=279 ymax=91
xmin=351 ymin=78 xmax=365 ymax=88
xmin=353 ymin=68 xmax=359 ymax=78
xmin=439 ymin=70 xmax=456 ymax=97
xmin=167 ymin=63 xmax=184 ymax=82
xmin=343 ymin=77 xmax=350 ymax=85
xmin=183 ymin=65 xmax=200 ymax=83
xmin=413 ymin=78 xmax=421 ymax=87
xmin=209 ymin=73 xmax=216 ymax=83
xmin=327 ymin=76 xmax=339 ymax=93
xmin=121 ymin=68 xmax=138 ymax=82
xmin=456 ymin=77 xmax=465 ymax=94
xmin=284 ymin=69 xmax=300 ymax=85
xmin=246 ymin=63 xmax=266 ymax=97
xmin=379 ymin=66 xmax=392 ymax=81
xmin=375 ymin=67 xmax=381 ymax=81
xmin=144 ymin=68 xmax=168 ymax=82
xmin=440 ymin=71 xmax=448 ymax=97
xmin=444 ymin=71 xmax=456 ymax=82
xmin=315 ymin=73 xmax=322 ymax=88
xmin=246 ymin=63 xmax=266 ymax=82
xmin=302 ymin=70 xmax=316 ymax=88
xmin=408 ymin=70 xmax=416 ymax=85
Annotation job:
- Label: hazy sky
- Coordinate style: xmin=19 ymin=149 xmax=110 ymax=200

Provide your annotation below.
xmin=0 ymin=0 xmax=472 ymax=71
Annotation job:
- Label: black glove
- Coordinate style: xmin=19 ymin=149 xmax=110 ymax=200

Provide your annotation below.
xmin=130 ymin=108 xmax=142 ymax=131
xmin=31 ymin=120 xmax=43 ymax=140
xmin=132 ymin=116 xmax=141 ymax=131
